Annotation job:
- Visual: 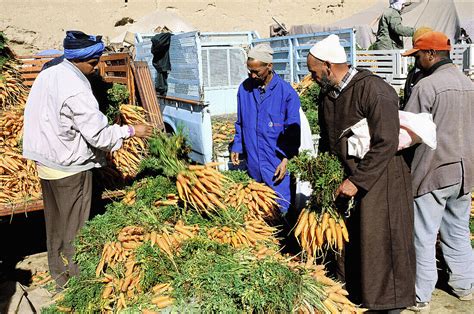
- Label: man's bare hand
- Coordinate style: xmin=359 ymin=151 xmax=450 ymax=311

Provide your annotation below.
xmin=273 ymin=158 xmax=288 ymax=183
xmin=335 ymin=179 xmax=358 ymax=198
xmin=231 ymin=152 xmax=240 ymax=165
xmin=132 ymin=124 xmax=153 ymax=138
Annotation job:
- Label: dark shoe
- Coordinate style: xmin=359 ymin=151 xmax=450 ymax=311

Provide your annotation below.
xmin=406 ymin=302 xmax=430 ymax=312
xmin=458 ymin=292 xmax=472 ymax=301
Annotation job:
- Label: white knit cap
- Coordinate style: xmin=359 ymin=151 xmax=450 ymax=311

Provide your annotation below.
xmin=309 ymin=34 xmax=347 ymax=64
xmin=248 ymin=44 xmax=274 ymax=63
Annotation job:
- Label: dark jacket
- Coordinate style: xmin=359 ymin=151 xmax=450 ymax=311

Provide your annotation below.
xmin=373 ymin=7 xmax=414 ymax=50
xmin=319 ymin=69 xmax=415 ymax=310
xmin=402 ymin=66 xmax=424 ymax=109
xmin=151 ymin=33 xmax=172 ymax=95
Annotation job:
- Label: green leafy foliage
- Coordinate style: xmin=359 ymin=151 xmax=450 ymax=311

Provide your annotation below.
xmin=222 ymin=169 xmax=251 ymax=183
xmin=104 ymin=83 xmax=129 ymax=122
xmin=299 ymin=83 xmax=321 ymax=134
xmin=136 ymin=242 xmax=176 ymax=292
xmin=0 ymin=32 xmax=10 ymax=78
xmin=171 ymin=237 xmax=301 ymax=313
xmin=140 ymin=131 xmax=191 ymax=177
xmin=288 ymin=151 xmax=344 ymax=212
xmin=107 ymin=83 xmax=129 ymax=107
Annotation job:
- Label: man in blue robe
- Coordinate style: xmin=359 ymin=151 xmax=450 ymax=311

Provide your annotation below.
xmin=231 ymin=44 xmax=301 ymax=213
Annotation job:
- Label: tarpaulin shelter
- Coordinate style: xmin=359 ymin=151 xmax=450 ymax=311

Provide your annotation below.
xmin=289 ymin=0 xmax=473 ymax=49
xmin=111 ymin=10 xmax=195 ymax=44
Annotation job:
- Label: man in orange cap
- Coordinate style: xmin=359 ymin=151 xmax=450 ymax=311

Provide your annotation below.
xmin=403 ymin=31 xmax=474 ymax=311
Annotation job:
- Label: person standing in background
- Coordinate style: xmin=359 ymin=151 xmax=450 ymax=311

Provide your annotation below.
xmin=401 ymin=26 xmax=433 ymax=109
xmin=373 ymin=0 xmax=414 ymax=50
xmin=231 ymin=44 xmax=301 ymax=215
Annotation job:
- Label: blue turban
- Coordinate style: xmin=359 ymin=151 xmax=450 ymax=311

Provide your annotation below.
xmin=63 ymin=30 xmax=105 ymax=60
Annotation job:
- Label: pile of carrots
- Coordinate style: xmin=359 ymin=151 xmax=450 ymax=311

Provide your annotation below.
xmin=0 ymin=58 xmax=42 ymax=205
xmin=211 ymin=118 xmax=235 ymax=154
xmin=95 ymin=221 xmax=200 ymax=312
xmin=294 ymin=209 xmax=349 ymax=257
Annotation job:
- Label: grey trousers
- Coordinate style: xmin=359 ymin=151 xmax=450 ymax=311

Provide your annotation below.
xmin=413 ymin=182 xmax=474 ymax=302
xmin=40 ymin=170 xmax=92 ymax=287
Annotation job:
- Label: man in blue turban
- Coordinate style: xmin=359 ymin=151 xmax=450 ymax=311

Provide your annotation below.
xmin=23 ymin=31 xmax=153 ymax=289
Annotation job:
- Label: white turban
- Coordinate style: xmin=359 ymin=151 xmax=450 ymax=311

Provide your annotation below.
xmin=390 ymin=0 xmax=405 ymax=11
xmin=248 ymin=44 xmax=274 ymax=64
xmin=309 ymin=34 xmax=347 ymax=64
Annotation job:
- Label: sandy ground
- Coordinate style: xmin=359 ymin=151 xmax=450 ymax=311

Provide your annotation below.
xmin=1 ymin=0 xmax=376 ymax=55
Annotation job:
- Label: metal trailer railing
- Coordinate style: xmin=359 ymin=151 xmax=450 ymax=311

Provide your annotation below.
xmin=252 ymin=28 xmax=356 ymax=84
xmin=135 ymin=31 xmax=259 ymax=115
xmin=355 ymin=44 xmax=474 ymax=88
xmin=356 ymin=49 xmax=411 ymax=88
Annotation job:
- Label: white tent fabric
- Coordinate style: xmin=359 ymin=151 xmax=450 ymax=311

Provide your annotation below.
xmin=289 ymin=0 xmax=471 ymax=49
xmin=111 ymin=10 xmax=195 ymax=43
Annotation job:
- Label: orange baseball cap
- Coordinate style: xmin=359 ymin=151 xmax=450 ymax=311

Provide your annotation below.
xmin=402 ymin=31 xmax=451 ymax=56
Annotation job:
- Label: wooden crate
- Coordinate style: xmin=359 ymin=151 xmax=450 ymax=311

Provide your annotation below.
xmin=17 ymin=54 xmax=62 ymax=87
xmin=0 ymin=199 xmax=44 ymax=217
xmin=132 ymin=61 xmax=165 ymax=131
xmin=98 ymin=53 xmax=135 ymax=105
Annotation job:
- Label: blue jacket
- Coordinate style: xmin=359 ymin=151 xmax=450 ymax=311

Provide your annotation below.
xmin=232 ymin=73 xmax=301 ymax=212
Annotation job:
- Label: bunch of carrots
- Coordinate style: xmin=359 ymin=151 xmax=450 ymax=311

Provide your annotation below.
xmin=108 ymin=104 xmax=149 ymax=180
xmin=224 ymin=181 xmax=281 ymax=222
xmin=294 ymin=209 xmax=349 ymax=258
xmin=206 ymin=219 xmax=278 ymax=247
xmin=176 ymin=163 xmax=228 ymax=214
xmin=0 ymin=61 xmax=29 ymax=110
xmin=253 ymin=246 xmax=364 ymax=313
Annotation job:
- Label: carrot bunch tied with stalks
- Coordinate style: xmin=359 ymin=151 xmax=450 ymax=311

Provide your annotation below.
xmin=206 ymin=219 xmax=278 ymax=247
xmin=294 ymin=209 xmax=350 ymax=258
xmin=288 ymin=152 xmax=353 ymax=257
xmin=176 ymin=162 xmax=229 ymax=214
xmin=224 ymin=181 xmax=281 ymax=222
xmin=107 ymin=104 xmax=150 ymax=180
xmin=252 ymin=246 xmax=366 ymax=313
xmin=146 ymin=220 xmax=200 ymax=258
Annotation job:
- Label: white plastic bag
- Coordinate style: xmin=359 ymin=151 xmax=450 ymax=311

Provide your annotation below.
xmin=346 ymin=111 xmax=437 ymax=159
xmin=295 ymin=109 xmax=314 ymax=209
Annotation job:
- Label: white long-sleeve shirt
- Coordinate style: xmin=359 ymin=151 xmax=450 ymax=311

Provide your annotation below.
xmin=23 ymin=59 xmax=130 ymax=172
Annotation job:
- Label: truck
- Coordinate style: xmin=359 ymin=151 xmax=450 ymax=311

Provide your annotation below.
xmin=134 ymin=29 xmax=357 ymax=165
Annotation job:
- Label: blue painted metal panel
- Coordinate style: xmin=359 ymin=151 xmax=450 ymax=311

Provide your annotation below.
xmin=135 ymin=31 xmax=202 ymax=102
xmin=160 ymin=99 xmax=212 ymax=164
xmin=252 ymin=28 xmax=356 ymax=83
